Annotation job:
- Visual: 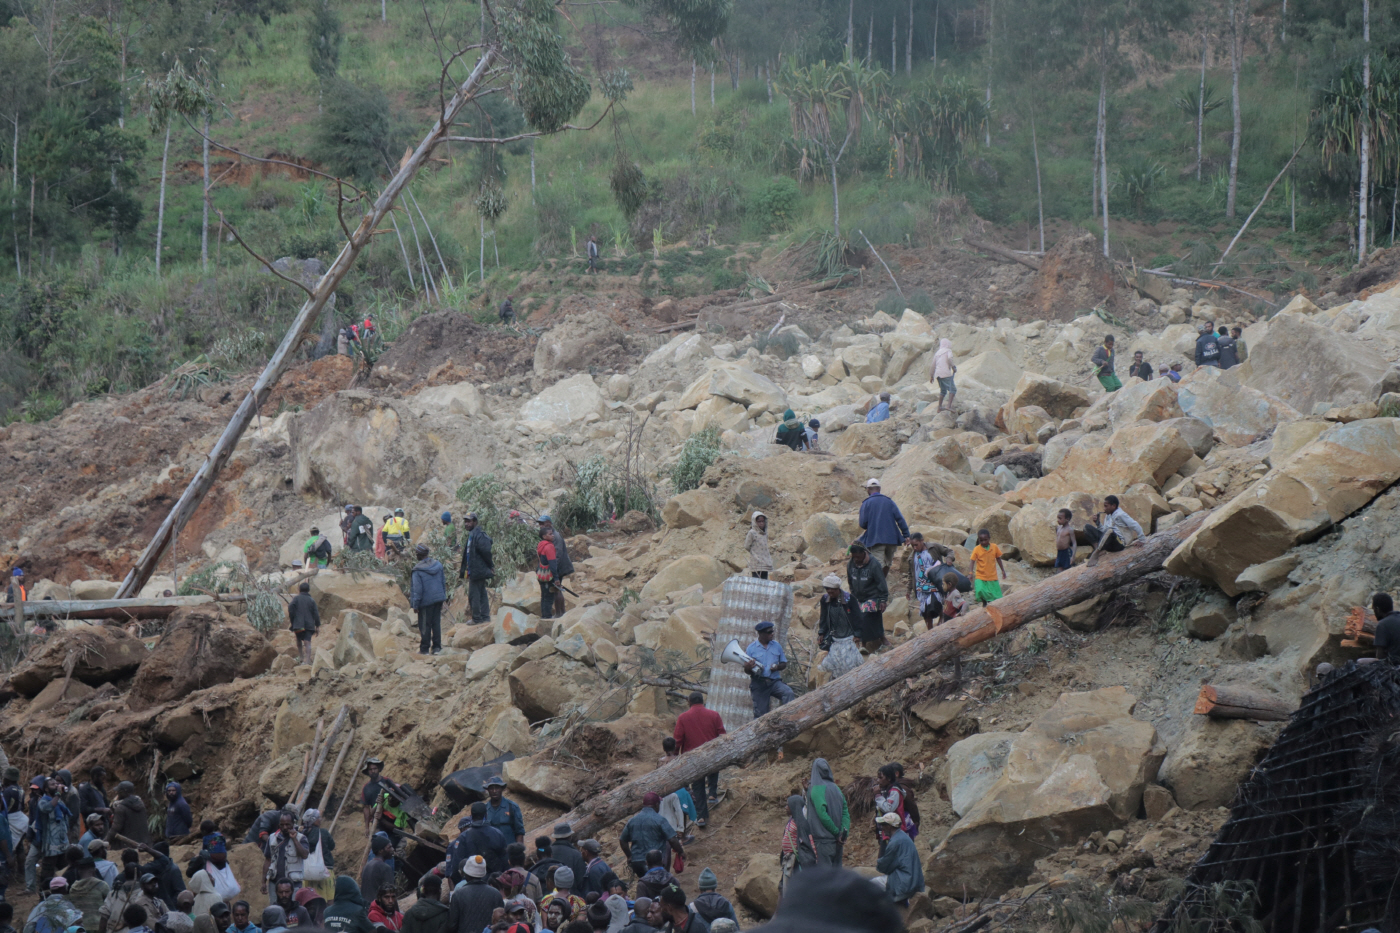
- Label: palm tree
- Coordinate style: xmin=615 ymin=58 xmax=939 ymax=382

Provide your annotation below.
xmin=1173 ymin=82 xmax=1225 ymax=180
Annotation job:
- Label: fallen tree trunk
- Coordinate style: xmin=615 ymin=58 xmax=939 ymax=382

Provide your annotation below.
xmin=964 ymin=236 xmax=1042 ymax=271
xmin=1194 ymin=684 xmax=1294 ymax=722
xmin=0 ymin=596 xmax=216 ymax=620
xmin=535 ymin=512 xmax=1208 ymax=839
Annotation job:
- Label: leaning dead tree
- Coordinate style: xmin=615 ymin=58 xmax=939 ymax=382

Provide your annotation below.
xmin=534 ymin=512 xmax=1208 ymax=839
xmin=114 ymin=0 xmax=732 ymax=600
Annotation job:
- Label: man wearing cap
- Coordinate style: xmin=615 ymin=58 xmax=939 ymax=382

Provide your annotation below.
xmin=89 ymin=840 xmax=118 ymax=886
xmin=856 ymin=479 xmax=909 ymax=572
xmin=538 ymin=515 xmax=574 ymax=619
xmin=27 ymin=877 xmax=82 ymax=933
xmin=548 ymin=824 xmax=587 ymax=897
xmin=456 ymin=513 xmax=494 ymax=626
xmin=447 ymin=855 xmax=502 ymax=933
xmin=361 ymin=760 xmax=407 ymax=838
xmin=874 ymin=812 xmax=924 ymax=905
xmin=444 ymin=804 xmax=506 ymax=878
xmin=5 ymin=569 xmax=25 ymax=605
xmin=690 ymin=869 xmax=738 ymax=929
xmin=673 ymin=692 xmax=726 ymax=828
xmin=579 ymin=840 xmax=617 ymax=899
xmin=347 ymin=507 xmax=375 ymax=552
xmin=409 ymin=543 xmax=447 ymax=655
xmin=481 ymin=777 xmax=523 ymax=845
xmin=358 ymin=836 xmax=394 ymax=903
xmin=743 ymin=622 xmax=794 ymax=718
xmin=439 ymin=512 xmax=457 ymax=552
xmin=864 ymin=392 xmax=892 ymax=423
xmin=618 ymin=795 xmax=683 ymax=879
xmin=803 ymin=418 xmax=820 ymax=451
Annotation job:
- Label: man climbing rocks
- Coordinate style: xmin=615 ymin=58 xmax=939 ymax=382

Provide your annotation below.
xmin=673 ymin=693 xmax=725 ymax=828
xmin=347 ymin=508 xmax=374 ymax=552
xmin=457 ymin=513 xmax=494 ymax=626
xmin=743 ymin=621 xmax=794 ymax=717
xmin=409 ymin=544 xmax=445 ymax=656
xmin=384 ymin=510 xmax=410 ymax=555
xmin=287 ymin=582 xmax=320 ymax=666
xmin=931 ymin=338 xmax=957 ymax=412
xmin=1091 ymin=335 xmax=1121 ymax=393
xmin=856 ymin=478 xmax=909 ymax=571
xmin=1128 ymin=351 xmax=1153 ymax=382
xmin=536 ymin=528 xmax=559 ymax=623
xmin=302 ymin=528 xmax=332 ymax=569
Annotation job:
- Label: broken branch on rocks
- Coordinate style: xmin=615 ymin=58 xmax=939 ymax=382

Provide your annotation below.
xmin=1194 ymin=684 xmax=1294 ymax=722
xmin=533 ymin=511 xmax=1208 ymax=838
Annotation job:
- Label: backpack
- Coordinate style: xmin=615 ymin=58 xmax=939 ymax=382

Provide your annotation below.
xmin=313 ymin=537 xmax=332 ymax=560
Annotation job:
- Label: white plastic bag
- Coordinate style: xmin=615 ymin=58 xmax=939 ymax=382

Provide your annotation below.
xmin=302 ymin=836 xmax=328 ymax=881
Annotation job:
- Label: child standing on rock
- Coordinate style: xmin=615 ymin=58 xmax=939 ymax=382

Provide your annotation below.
xmin=746 ymin=512 xmax=772 ymax=579
xmin=1054 ymin=509 xmax=1076 ymax=572
xmin=969 ymin=529 xmax=1006 ymax=606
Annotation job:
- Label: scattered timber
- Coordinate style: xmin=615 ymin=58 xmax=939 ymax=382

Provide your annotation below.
xmin=1194 ymin=684 xmax=1295 ymax=722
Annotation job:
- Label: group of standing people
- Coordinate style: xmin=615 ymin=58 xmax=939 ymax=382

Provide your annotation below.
xmin=1089 ymin=321 xmax=1247 ymax=395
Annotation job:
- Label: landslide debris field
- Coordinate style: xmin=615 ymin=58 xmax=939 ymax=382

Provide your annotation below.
xmin=4 ymin=236 xmax=1400 ymax=932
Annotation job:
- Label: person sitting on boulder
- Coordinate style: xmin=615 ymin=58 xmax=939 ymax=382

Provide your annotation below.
xmin=864 ymin=393 xmax=891 ymax=423
xmin=1084 ymin=495 xmax=1144 ymax=565
xmin=803 ymin=419 xmax=820 ymax=451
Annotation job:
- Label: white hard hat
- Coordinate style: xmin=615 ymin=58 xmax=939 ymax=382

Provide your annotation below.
xmin=864 ymin=478 xmax=881 ymax=488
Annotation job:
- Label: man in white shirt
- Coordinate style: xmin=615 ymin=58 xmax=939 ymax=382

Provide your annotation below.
xmin=1087 ymin=495 xmax=1144 ymax=565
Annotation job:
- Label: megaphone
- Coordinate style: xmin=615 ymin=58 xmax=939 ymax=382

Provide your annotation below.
xmin=720 ymin=638 xmax=756 ymax=668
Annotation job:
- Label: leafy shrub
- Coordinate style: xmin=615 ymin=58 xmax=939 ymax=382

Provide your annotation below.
xmin=309 ymin=77 xmax=408 ymax=185
xmin=281 ymin=227 xmax=342 ymax=260
xmin=710 ymin=267 xmax=746 ymax=291
xmin=456 ymin=473 xmax=540 ymax=572
xmin=750 ymin=178 xmax=800 ymax=232
xmin=669 ymin=427 xmax=721 ymax=493
xmin=210 ymin=328 xmax=272 ymax=370
xmin=555 ymin=455 xmax=659 ymax=532
xmin=875 ymin=289 xmax=935 ymax=317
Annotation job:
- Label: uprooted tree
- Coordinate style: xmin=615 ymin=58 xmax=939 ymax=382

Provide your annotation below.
xmin=114 ymin=0 xmax=733 ymax=599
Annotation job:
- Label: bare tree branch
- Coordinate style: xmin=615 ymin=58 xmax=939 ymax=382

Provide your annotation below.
xmin=213 ymin=209 xmax=315 ymax=300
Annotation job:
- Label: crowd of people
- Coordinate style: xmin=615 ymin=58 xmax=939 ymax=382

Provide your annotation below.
xmin=1089 ymin=321 xmax=1248 ymax=393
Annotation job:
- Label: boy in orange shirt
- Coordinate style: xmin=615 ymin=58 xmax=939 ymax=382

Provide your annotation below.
xmin=969 ymin=528 xmax=1006 ymax=606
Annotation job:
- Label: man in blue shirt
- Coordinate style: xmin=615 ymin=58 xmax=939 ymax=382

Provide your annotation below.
xmin=744 ymin=621 xmax=796 ymax=717
xmin=618 ymin=793 xmax=683 ymax=878
xmin=483 ymin=776 xmax=525 ymax=845
xmin=865 ymin=392 xmax=892 ymax=423
xmin=857 ymin=478 xmax=910 ymax=571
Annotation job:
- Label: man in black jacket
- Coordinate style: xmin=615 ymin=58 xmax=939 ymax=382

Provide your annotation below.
xmin=287 ymin=582 xmax=320 ymax=666
xmin=457 ymin=514 xmax=494 ymax=626
xmin=1195 ymin=323 xmax=1221 ymax=368
xmin=846 ymin=543 xmax=889 ymax=653
xmin=548 ymin=824 xmax=587 ymax=897
xmin=447 ymin=857 xmax=502 ymax=933
xmin=444 ymin=805 xmax=507 ymax=877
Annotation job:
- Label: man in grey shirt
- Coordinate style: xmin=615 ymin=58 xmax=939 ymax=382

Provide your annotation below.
xmin=1086 ymin=495 xmax=1144 ymax=564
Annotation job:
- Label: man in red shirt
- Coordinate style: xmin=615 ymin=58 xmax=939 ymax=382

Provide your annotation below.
xmin=673 ymin=692 xmax=725 ymax=827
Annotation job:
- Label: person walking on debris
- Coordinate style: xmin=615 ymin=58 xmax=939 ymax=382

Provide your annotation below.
xmin=536 ymin=528 xmax=560 ymax=622
xmin=586 ymin=236 xmax=600 ymax=274
xmin=744 ymin=512 xmax=772 ymax=580
xmin=1084 ymin=495 xmax=1144 ymax=565
xmin=873 ymin=813 xmax=923 ymax=906
xmin=743 ymin=621 xmax=794 ymax=717
xmin=347 ymin=507 xmax=374 ymax=552
xmin=673 ymin=693 xmax=725 ymax=829
xmin=856 ymin=479 xmax=908 ymax=571
xmin=303 ymin=528 xmax=332 ymax=569
xmin=409 ymin=544 xmax=445 ymax=656
xmin=969 ymin=529 xmax=1006 ymax=606
xmin=1217 ymin=325 xmax=1239 ymax=369
xmin=288 ymin=582 xmax=320 ymax=666
xmin=931 ymin=338 xmax=957 ymax=412
xmin=1091 ymin=335 xmax=1121 ymax=393
xmin=1128 ymin=351 xmax=1153 ymax=382
xmin=538 ymin=515 xmax=573 ymax=618
xmin=907 ymin=534 xmax=939 ymax=631
xmin=618 ymin=794 xmax=683 ymax=880
xmin=375 ymin=517 xmax=390 ymax=561
xmin=873 ymin=764 xmax=918 ymax=844
xmin=846 ymin=543 xmax=889 ymax=653
xmin=804 ymin=419 xmax=820 ymax=451
xmin=340 ymin=506 xmax=355 ymax=548
xmin=805 ymin=760 xmax=849 ymax=868
xmin=384 ymin=510 xmax=411 ymax=555
xmin=817 ymin=574 xmax=861 ymax=678
xmin=163 ymin=783 xmax=191 ymax=840
xmin=499 ymin=296 xmax=515 ymax=325
xmin=1195 ymin=323 xmax=1221 ymax=368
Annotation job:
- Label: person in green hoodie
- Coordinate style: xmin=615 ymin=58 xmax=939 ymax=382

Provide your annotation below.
xmin=773 ymin=409 xmax=805 ymax=452
xmin=400 ymin=878 xmax=448 ymax=933
xmin=805 ymin=759 xmax=849 ymax=868
xmin=322 ymin=877 xmax=374 ymax=933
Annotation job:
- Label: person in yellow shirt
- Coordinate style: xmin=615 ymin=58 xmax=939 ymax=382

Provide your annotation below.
xmin=383 ymin=509 xmax=410 ymax=554
xmin=968 ymin=529 xmax=1006 ymax=606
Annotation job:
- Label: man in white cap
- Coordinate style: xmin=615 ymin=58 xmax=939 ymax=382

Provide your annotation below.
xmin=874 ymin=812 xmax=924 ymax=905
xmin=447 ymin=855 xmax=501 ymax=933
xmin=857 ymin=478 xmax=909 ymax=571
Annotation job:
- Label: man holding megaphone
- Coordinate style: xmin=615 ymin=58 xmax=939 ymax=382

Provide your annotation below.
xmin=743 ymin=621 xmax=795 ymax=717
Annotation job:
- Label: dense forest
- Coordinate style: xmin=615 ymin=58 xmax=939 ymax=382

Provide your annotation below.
xmin=0 ymin=0 xmax=1392 ymax=421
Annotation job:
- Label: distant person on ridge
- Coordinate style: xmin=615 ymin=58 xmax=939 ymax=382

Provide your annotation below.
xmin=586 ymin=236 xmax=600 ymax=274
xmin=499 ymin=296 xmax=514 ymax=325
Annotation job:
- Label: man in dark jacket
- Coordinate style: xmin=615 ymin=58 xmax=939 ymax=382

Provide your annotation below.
xmin=618 ymin=897 xmax=657 ymax=933
xmin=444 ymin=805 xmax=507 ymax=878
xmin=1194 ymin=324 xmax=1221 ymax=368
xmin=538 ymin=515 xmax=573 ymax=618
xmin=548 ymin=824 xmax=587 ymax=897
xmin=754 ymin=868 xmax=900 ymax=933
xmin=409 ymin=545 xmax=446 ymax=656
xmin=110 ymin=783 xmax=150 ymax=846
xmin=358 ymin=837 xmax=394 ymax=903
xmin=287 ymin=582 xmax=320 ymax=666
xmin=323 ymin=876 xmax=374 ymax=933
xmin=77 ymin=767 xmax=110 ymax=822
xmin=855 ymin=480 xmax=909 ymax=571
xmin=162 ymin=784 xmax=191 ymax=840
xmin=457 ymin=514 xmax=494 ymax=626
xmin=847 ymin=543 xmax=889 ymax=652
xmin=447 ymin=857 xmax=502 ymax=933
xmin=401 ymin=877 xmax=449 ymax=933
xmin=690 ymin=869 xmax=738 ymax=928
xmin=657 ymin=884 xmax=708 ymax=933
xmin=1216 ymin=325 xmax=1239 ymax=369
xmin=346 ymin=507 xmax=374 ymax=552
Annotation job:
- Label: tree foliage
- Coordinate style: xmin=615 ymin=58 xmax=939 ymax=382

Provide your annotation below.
xmin=309 ymin=78 xmax=409 ymax=185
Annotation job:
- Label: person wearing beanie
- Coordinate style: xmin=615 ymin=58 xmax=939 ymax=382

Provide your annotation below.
xmin=689 ymin=870 xmax=737 ymax=929
xmin=584 ymin=901 xmax=612 ymax=932
xmin=618 ymin=794 xmax=682 ymax=879
xmin=447 ymin=857 xmax=501 ymax=933
xmin=409 ymin=542 xmax=446 ymax=655
xmin=541 ymin=866 xmax=585 ymax=920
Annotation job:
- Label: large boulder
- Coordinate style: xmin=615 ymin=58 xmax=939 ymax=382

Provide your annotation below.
xmin=1035 ymin=233 xmax=1122 ymax=321
xmin=634 ymin=606 xmax=719 ymax=665
xmin=1009 ymin=373 xmax=1092 ymax=420
xmin=533 ymin=310 xmax=629 ymax=375
xmin=519 ymin=373 xmax=607 ymax=424
xmin=290 ymin=391 xmax=436 ymax=503
xmin=7 ymin=626 xmax=149 ymax=696
xmin=1269 ymin=420 xmax=1329 ymax=465
xmin=1176 ymin=367 xmax=1302 ymax=447
xmin=838 ymin=344 xmax=885 ymax=380
xmin=507 ymin=654 xmax=608 ymax=722
xmin=678 ymin=365 xmax=788 ymax=414
xmin=70 ymin=580 xmax=120 ymax=600
xmin=831 ymin=421 xmax=899 ymax=459
xmin=332 ymin=611 xmax=377 ymax=668
xmin=734 ymin=854 xmax=782 ymax=918
xmin=640 ymin=556 xmax=730 ymax=601
xmin=1008 ymin=493 xmax=1097 ymax=566
xmin=1165 ymin=419 xmax=1400 ymax=595
xmin=957 ymin=351 xmax=1022 ymax=394
xmin=410 ymin=381 xmax=487 ymax=418
xmin=1238 ymin=312 xmax=1389 ymax=413
xmin=1107 ymin=379 xmax=1184 ymax=425
xmin=130 ymin=608 xmax=276 ymax=709
xmin=878 ymin=442 xmax=1006 ymax=528
xmin=801 ymin=513 xmax=858 ymax=562
xmin=1009 ymin=420 xmax=1196 ymax=504
xmin=501 ymin=754 xmax=581 ymax=807
xmin=927 ymin=687 xmax=1163 ymax=897
xmin=945 ymin=732 xmax=1017 ymax=817
xmin=1160 ymin=716 xmax=1277 ymax=810
xmin=309 ymin=572 xmax=409 ymax=617
xmin=661 ymin=488 xmax=725 ymax=529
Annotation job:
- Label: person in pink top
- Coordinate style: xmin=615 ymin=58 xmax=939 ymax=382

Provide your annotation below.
xmin=672 ymin=693 xmax=726 ymax=828
xmin=931 ymin=338 xmax=957 ymax=412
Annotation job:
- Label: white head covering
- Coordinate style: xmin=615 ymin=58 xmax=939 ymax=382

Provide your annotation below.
xmin=822 ymin=574 xmax=843 ymax=589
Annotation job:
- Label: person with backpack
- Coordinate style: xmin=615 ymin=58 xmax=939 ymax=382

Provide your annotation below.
xmin=347 ymin=507 xmax=375 ymax=552
xmin=536 ymin=529 xmax=560 ymax=622
xmin=1195 ymin=323 xmax=1221 ymax=368
xmin=302 ymin=528 xmax=332 ymax=569
xmin=287 ymin=582 xmax=320 ymax=666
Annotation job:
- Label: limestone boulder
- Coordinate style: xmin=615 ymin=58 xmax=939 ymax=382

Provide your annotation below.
xmin=333 ymin=611 xmax=377 ymax=668
xmin=28 ymin=678 xmax=95 ymax=715
xmin=451 ymin=622 xmax=496 ymax=650
xmin=520 ymin=373 xmax=608 ymax=424
xmin=839 ymin=344 xmax=885 ymax=380
xmin=831 ymin=421 xmax=899 ymax=459
xmin=464 ymin=643 xmax=519 ymax=681
xmin=7 ymin=625 xmax=149 ymax=696
xmin=410 ymin=381 xmax=487 ymax=418
xmin=970 ymin=502 xmax=1020 ymax=546
xmin=478 ymin=704 xmax=534 ymax=761
xmin=1160 ymin=716 xmax=1276 ymax=810
xmin=1004 ymin=404 xmax=1053 ymax=437
xmin=878 ymin=442 xmax=1006 ymax=528
xmin=502 ymin=755 xmax=581 ymax=807
xmin=554 ymin=616 xmax=618 ymax=663
xmin=1238 ymin=312 xmax=1389 ymax=413
xmin=634 ymin=606 xmax=719 ymax=665
xmin=290 ymin=390 xmax=440 ymax=504
xmin=1009 ymin=421 xmax=1195 ymax=504
xmin=1107 ymin=379 xmax=1184 ymax=425
xmin=1234 ymin=554 xmax=1301 ymax=593
xmin=800 ymin=355 xmax=825 ymax=379
xmin=640 ymin=556 xmax=730 ymax=601
xmin=662 ymin=488 xmax=725 ymax=529
xmin=958 ymin=351 xmax=1022 ymax=394
xmin=679 ymin=365 xmax=787 ymax=414
xmin=309 ymin=572 xmax=409 ymax=617
xmin=130 ymin=608 xmax=276 ymax=709
xmin=1269 ymin=421 xmax=1329 ymax=465
xmin=801 ymin=513 xmax=856 ymax=562
xmin=1008 ymin=493 xmax=1097 ymax=566
xmin=1041 ymin=430 xmax=1085 ymax=473
xmin=945 ymin=732 xmax=1017 ymax=817
xmin=928 ymin=687 xmax=1164 ymax=896
xmin=1119 ymin=483 xmax=1172 ymax=532
xmin=533 ymin=310 xmax=628 ymax=375
xmin=927 ymin=436 xmax=970 ymax=473
xmin=508 ymin=654 xmax=608 ymax=722
xmin=735 ymin=854 xmax=782 ymax=918
xmin=1176 ymin=367 xmax=1302 ymax=447
xmin=493 ymin=606 xmax=542 ymax=644
xmin=500 ymin=572 xmax=543 ymax=613
xmin=70 ymin=580 xmax=120 ymax=600
xmin=1166 ymin=419 xmax=1400 ymax=595
xmin=1009 ymin=373 xmax=1092 ymax=419
xmin=693 ymin=397 xmax=751 ymax=434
